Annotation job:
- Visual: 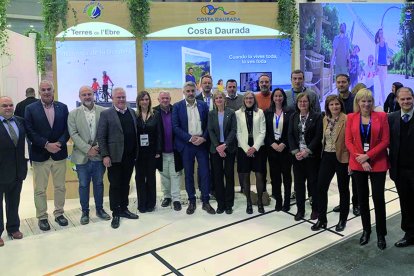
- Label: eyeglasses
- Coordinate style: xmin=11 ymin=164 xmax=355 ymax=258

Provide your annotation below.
xmin=41 ymin=88 xmax=52 ymax=92
xmin=1 ymin=104 xmax=14 ymax=108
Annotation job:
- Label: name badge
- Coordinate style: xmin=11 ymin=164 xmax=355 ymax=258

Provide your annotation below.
xmin=363 ymin=143 xmax=370 ymax=153
xmin=140 ymin=134 xmax=149 ymax=147
xmin=274 ymin=131 xmax=281 ymax=140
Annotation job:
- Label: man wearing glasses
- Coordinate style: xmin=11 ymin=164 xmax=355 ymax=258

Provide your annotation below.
xmin=25 ymin=80 xmax=70 ymax=231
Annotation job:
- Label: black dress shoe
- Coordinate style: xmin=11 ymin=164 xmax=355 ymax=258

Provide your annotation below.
xmin=258 ymin=205 xmax=265 ymax=214
xmin=335 ymin=220 xmax=347 ymax=232
xmin=275 ymin=201 xmax=282 ymax=212
xmin=55 ymin=215 xmax=69 ymax=226
xmin=281 ymin=205 xmax=290 ymax=212
xmin=161 ymin=198 xmax=172 ymax=207
xmin=38 ymin=219 xmax=51 ymax=231
xmin=202 ymin=203 xmax=216 ymax=214
xmin=359 ymin=231 xmax=371 ymax=245
xmin=394 ymin=237 xmax=414 ymax=248
xmin=377 ymin=235 xmax=386 ymax=250
xmin=246 ymin=203 xmax=253 ymax=214
xmin=80 ymin=211 xmax=90 ymax=225
xmin=294 ymin=212 xmax=304 ymax=221
xmin=353 ymin=206 xmax=361 ymax=216
xmin=96 ymin=209 xmax=111 ymax=220
xmin=310 ymin=211 xmax=319 ymax=220
xmin=216 ymin=207 xmax=225 ymax=214
xmin=186 ymin=202 xmax=196 ymax=215
xmin=225 ymin=207 xmax=233 ymax=214
xmin=111 ymin=216 xmax=120 ymax=229
xmin=311 ymin=220 xmax=327 ymax=231
xmin=146 ymin=207 xmax=155 ymax=212
xmin=119 ymin=209 xmax=139 ymax=219
xmin=173 ymin=201 xmax=182 ymax=211
xmin=332 ymin=205 xmax=340 ymax=212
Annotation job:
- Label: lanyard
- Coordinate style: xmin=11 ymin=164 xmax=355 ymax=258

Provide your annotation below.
xmin=141 ymin=112 xmax=149 ymax=130
xmin=360 ymin=115 xmax=371 ymax=143
xmin=275 ymin=112 xmax=282 ymax=129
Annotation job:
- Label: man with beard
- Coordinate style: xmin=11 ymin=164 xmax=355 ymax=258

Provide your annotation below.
xmin=25 ymin=80 xmax=70 ymax=231
xmin=286 ymin=70 xmax=321 ymax=113
xmin=225 ymin=79 xmax=243 ymax=111
xmin=172 ymin=82 xmax=215 ymax=215
xmin=196 ymin=75 xmax=214 ymax=111
xmin=68 ymin=86 xmax=111 ymax=225
xmin=331 ymin=22 xmax=351 ymax=77
xmin=256 ymin=74 xmax=272 ymax=111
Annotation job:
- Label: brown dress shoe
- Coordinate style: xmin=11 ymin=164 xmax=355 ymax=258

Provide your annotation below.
xmin=0 ymin=238 xmax=4 ymax=247
xmin=8 ymin=231 xmax=23 ymax=239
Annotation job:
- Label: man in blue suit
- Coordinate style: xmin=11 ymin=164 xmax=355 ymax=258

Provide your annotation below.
xmin=25 ymin=80 xmax=70 ymax=231
xmin=172 ymin=81 xmax=215 ymax=215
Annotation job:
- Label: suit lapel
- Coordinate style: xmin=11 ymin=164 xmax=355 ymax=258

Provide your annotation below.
xmin=334 ymin=114 xmax=345 ymax=143
xmin=110 ymin=107 xmax=123 ymax=133
xmin=37 ymin=101 xmax=52 ymax=130
xmin=0 ymin=122 xmax=14 ymax=145
xmin=223 ymin=109 xmax=230 ymax=135
xmin=78 ymin=107 xmax=92 ymax=142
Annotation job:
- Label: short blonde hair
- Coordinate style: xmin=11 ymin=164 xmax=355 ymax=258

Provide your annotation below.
xmin=212 ymin=91 xmax=226 ymax=109
xmin=354 ymin=88 xmax=375 ymax=113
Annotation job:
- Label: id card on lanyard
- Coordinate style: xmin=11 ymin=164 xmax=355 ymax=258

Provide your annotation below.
xmin=140 ymin=114 xmax=150 ymax=147
xmin=360 ymin=116 xmax=371 ymax=153
xmin=274 ymin=112 xmax=282 ymax=140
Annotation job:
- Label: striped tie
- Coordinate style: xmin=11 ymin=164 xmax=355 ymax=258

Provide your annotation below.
xmin=3 ymin=118 xmax=18 ymax=146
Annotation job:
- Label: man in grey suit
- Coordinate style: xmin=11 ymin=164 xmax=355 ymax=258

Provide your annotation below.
xmin=97 ymin=87 xmax=138 ymax=229
xmin=68 ymin=86 xmax=111 ymax=225
xmin=285 ymin=70 xmax=321 ymax=113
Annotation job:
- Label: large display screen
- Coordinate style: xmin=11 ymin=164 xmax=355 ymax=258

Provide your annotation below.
xmin=300 ymin=3 xmax=414 ymax=107
xmin=55 ymin=40 xmax=137 ymax=111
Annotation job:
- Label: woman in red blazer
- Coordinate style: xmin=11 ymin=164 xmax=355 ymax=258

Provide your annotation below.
xmin=345 ymin=88 xmax=390 ymax=250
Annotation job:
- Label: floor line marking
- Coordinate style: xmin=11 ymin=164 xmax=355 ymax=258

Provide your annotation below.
xmin=151 ymin=251 xmax=184 ymax=276
xmin=43 ymin=223 xmax=171 ymax=276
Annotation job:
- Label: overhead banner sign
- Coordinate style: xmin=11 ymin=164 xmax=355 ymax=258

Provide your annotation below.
xmin=147 ymin=22 xmax=285 ymax=38
xmin=56 ymin=22 xmax=134 ymax=38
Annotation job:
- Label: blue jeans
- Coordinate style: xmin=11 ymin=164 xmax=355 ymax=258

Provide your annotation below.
xmin=76 ymin=160 xmax=105 ymax=212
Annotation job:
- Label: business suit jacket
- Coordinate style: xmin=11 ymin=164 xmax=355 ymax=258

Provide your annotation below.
xmin=14 ymin=97 xmax=38 ymax=118
xmin=25 ymin=101 xmax=69 ymax=162
xmin=322 ymin=112 xmax=349 ymax=163
xmin=264 ymin=108 xmax=292 ymax=152
xmin=235 ymin=108 xmax=266 ymax=153
xmin=172 ymin=99 xmax=209 ymax=152
xmin=288 ymin=111 xmax=323 ymax=157
xmin=0 ymin=116 xmax=27 ymax=190
xmin=68 ymin=104 xmax=106 ymax=165
xmin=388 ymin=110 xmax=414 ymax=180
xmin=153 ymin=105 xmax=183 ymax=172
xmin=207 ymin=107 xmax=237 ymax=154
xmin=345 ymin=111 xmax=389 ymax=172
xmin=97 ymin=107 xmax=138 ymax=163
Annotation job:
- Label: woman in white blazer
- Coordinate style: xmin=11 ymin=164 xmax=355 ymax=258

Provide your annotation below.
xmin=235 ymin=91 xmax=266 ymax=214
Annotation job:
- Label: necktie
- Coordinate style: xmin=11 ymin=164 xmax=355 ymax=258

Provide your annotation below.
xmin=403 ymin=113 xmax=410 ymax=123
xmin=3 ymin=118 xmax=18 ymax=146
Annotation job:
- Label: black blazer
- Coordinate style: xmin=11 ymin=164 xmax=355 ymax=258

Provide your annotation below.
xmin=136 ymin=111 xmax=162 ymax=154
xmin=153 ymin=105 xmax=183 ymax=172
xmin=25 ymin=101 xmax=69 ymax=162
xmin=264 ymin=108 xmax=292 ymax=152
xmin=288 ymin=111 xmax=323 ymax=157
xmin=388 ymin=111 xmax=414 ymax=181
xmin=207 ymin=107 xmax=237 ymax=154
xmin=0 ymin=116 xmax=28 ymax=189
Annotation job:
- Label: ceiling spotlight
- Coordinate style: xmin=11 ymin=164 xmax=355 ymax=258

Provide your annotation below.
xmin=29 ymin=25 xmax=34 ymax=28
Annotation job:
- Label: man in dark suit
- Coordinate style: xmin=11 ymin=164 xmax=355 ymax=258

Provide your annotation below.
xmin=388 ymin=87 xmax=414 ymax=247
xmin=25 ymin=80 xmax=70 ymax=231
xmin=14 ymin=87 xmax=38 ymax=118
xmin=0 ymin=96 xmax=27 ymax=247
xmin=97 ymin=87 xmax=139 ymax=229
xmin=14 ymin=87 xmax=38 ymax=163
xmin=154 ymin=91 xmax=183 ymax=211
xmin=172 ymin=81 xmax=215 ymax=215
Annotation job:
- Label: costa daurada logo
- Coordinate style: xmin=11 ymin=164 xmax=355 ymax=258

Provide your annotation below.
xmin=84 ymin=2 xmax=103 ymax=19
xmin=201 ymin=5 xmax=236 ymax=16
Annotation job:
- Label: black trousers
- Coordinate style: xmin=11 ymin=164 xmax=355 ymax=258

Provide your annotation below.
xmin=395 ymin=168 xmax=414 ymax=239
xmin=292 ymin=157 xmax=320 ymax=214
xmin=268 ymin=148 xmax=292 ymax=205
xmin=316 ymin=152 xmax=350 ymax=222
xmin=135 ymin=151 xmax=157 ymax=212
xmin=108 ymin=157 xmax=135 ymax=215
xmin=351 ymin=175 xmax=359 ymax=206
xmin=353 ymin=171 xmax=387 ymax=236
xmin=211 ymin=151 xmax=235 ymax=209
xmin=0 ymin=181 xmax=23 ymax=236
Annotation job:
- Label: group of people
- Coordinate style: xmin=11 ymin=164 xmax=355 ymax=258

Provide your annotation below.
xmin=0 ymin=70 xmax=413 ymax=253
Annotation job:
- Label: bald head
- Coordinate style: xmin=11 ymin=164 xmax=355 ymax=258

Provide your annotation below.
xmin=0 ymin=96 xmax=15 ymax=119
xmin=79 ymin=85 xmax=94 ymax=108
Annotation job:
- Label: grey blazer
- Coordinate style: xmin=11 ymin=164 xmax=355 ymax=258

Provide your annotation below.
xmin=68 ymin=105 xmax=106 ymax=165
xmin=96 ymin=107 xmax=138 ymax=163
xmin=207 ymin=108 xmax=237 ymax=154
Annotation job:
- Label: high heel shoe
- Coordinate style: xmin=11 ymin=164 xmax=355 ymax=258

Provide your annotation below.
xmin=359 ymin=231 xmax=371 ymax=246
xmin=246 ymin=203 xmax=253 ymax=214
xmin=311 ymin=220 xmax=327 ymax=231
xmin=377 ymin=235 xmax=386 ymax=250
